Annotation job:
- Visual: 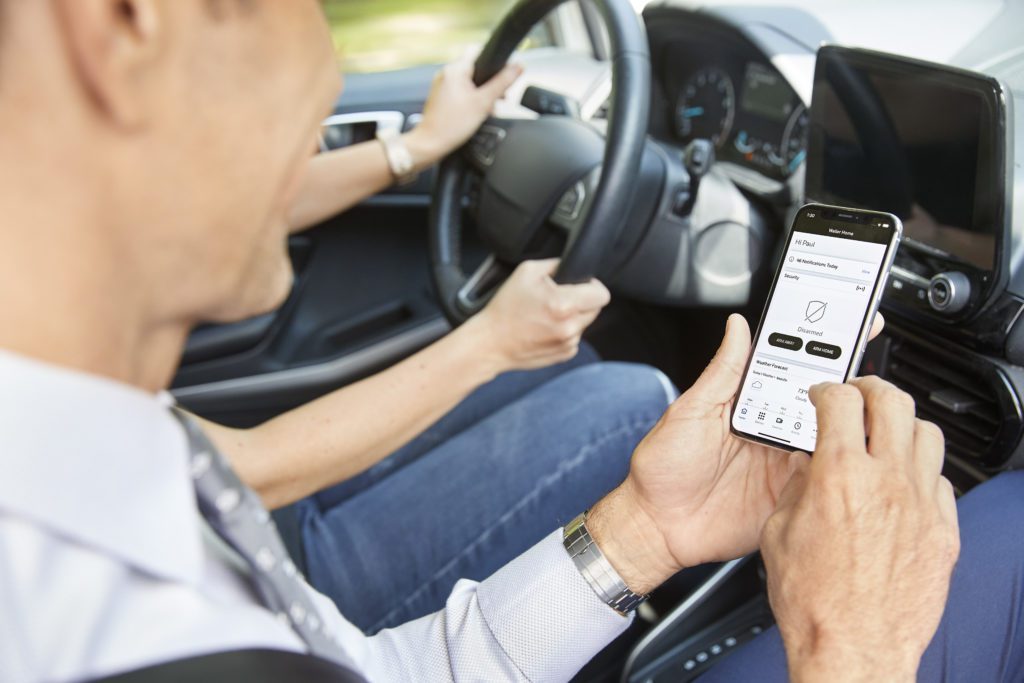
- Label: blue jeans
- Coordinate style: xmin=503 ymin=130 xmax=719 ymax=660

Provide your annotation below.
xmin=296 ymin=350 xmax=676 ymax=634
xmin=702 ymin=471 xmax=1024 ymax=682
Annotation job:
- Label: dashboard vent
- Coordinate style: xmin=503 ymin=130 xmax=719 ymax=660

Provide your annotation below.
xmin=886 ymin=337 xmax=1021 ymax=469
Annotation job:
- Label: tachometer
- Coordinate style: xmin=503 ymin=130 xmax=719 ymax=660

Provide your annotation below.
xmin=675 ymin=67 xmax=736 ymax=148
xmin=780 ymin=105 xmax=810 ymax=175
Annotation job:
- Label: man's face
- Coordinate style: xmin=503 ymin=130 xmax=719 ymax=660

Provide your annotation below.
xmin=137 ymin=0 xmax=341 ymax=323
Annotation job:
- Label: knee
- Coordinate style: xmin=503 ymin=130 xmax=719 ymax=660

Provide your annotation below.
xmin=556 ymin=362 xmax=677 ymax=420
xmin=958 ymin=471 xmax=1024 ymax=530
xmin=955 ymin=472 xmax=1024 ymax=566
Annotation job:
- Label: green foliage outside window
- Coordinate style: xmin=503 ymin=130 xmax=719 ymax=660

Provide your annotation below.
xmin=323 ymin=0 xmax=523 ymax=73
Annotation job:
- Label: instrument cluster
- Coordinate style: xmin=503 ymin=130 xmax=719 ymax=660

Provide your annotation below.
xmin=662 ymin=49 xmax=807 ymax=183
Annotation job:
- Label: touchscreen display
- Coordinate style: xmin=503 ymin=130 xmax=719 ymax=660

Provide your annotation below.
xmin=808 ymin=49 xmax=999 ymax=270
xmin=732 ymin=209 xmax=896 ymax=452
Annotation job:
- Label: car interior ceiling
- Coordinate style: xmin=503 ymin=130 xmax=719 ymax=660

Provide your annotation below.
xmin=159 ymin=3 xmax=1024 ymax=682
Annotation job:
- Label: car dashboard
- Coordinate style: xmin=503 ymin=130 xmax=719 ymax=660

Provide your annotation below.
xmin=645 ymin=9 xmax=811 ymax=200
xmin=650 ymin=30 xmax=807 ymax=182
xmin=622 ymin=5 xmax=1024 ymax=682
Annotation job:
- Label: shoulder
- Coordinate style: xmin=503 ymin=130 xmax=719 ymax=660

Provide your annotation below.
xmin=0 ymin=513 xmax=305 ymax=682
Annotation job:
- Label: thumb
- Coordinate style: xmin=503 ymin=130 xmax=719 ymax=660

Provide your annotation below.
xmin=480 ymin=63 xmax=523 ymax=102
xmin=684 ymin=314 xmax=752 ymax=407
xmin=523 ymin=258 xmax=561 ymax=279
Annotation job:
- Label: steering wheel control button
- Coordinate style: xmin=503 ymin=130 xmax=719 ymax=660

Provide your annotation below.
xmin=469 ymin=125 xmax=507 ymax=167
xmin=928 ymin=271 xmax=971 ymax=314
xmin=767 ymin=332 xmax=803 ymax=351
xmin=522 ymin=86 xmax=580 ymax=118
xmin=805 ymin=341 xmax=843 ymax=360
xmin=554 ymin=181 xmax=588 ymax=224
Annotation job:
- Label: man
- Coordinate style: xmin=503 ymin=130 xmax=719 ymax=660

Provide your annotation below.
xmin=0 ymin=1 xmax=1018 ymax=681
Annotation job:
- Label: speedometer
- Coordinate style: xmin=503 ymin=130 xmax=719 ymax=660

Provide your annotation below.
xmin=675 ymin=67 xmax=736 ymax=148
xmin=780 ymin=105 xmax=810 ymax=175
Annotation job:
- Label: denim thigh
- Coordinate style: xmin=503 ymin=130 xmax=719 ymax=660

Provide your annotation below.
xmin=298 ymin=361 xmax=677 ymax=634
xmin=310 ymin=343 xmax=601 ymax=509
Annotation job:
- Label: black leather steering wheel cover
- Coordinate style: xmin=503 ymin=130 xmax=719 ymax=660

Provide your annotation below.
xmin=429 ymin=0 xmax=650 ymax=324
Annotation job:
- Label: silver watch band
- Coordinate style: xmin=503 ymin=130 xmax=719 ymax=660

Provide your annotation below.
xmin=376 ymin=128 xmax=418 ymax=185
xmin=563 ymin=511 xmax=648 ymax=616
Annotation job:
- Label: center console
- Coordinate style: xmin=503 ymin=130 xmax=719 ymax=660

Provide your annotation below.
xmin=806 ymin=46 xmax=1024 ymax=474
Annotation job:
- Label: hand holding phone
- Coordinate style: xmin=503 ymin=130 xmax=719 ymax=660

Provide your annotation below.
xmin=730 ymin=204 xmax=902 ymax=452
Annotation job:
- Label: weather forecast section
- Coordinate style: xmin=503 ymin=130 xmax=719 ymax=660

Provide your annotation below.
xmin=732 ymin=228 xmax=888 ymax=451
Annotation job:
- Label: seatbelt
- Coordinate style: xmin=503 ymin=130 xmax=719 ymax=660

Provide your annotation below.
xmin=172 ymin=409 xmax=366 ymax=679
xmin=91 ymin=649 xmax=365 ymax=683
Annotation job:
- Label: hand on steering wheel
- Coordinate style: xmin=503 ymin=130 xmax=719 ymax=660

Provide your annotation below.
xmin=465 ymin=259 xmax=611 ymax=373
xmin=430 ymin=0 xmax=650 ymax=326
xmin=414 ymin=60 xmax=524 ymax=161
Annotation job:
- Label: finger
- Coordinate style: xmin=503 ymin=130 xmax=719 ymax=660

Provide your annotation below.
xmin=574 ymin=307 xmax=603 ymax=333
xmin=557 ymin=341 xmax=581 ymax=360
xmin=808 ymin=382 xmax=867 ymax=458
xmin=868 ymin=313 xmax=886 ymax=341
xmin=479 ymin=63 xmax=523 ymax=101
xmin=935 ymin=476 xmax=960 ymax=539
xmin=557 ymin=279 xmax=612 ymax=314
xmin=912 ymin=419 xmax=946 ymax=483
xmin=531 ymin=258 xmax=562 ymax=278
xmin=848 ymin=376 xmax=916 ymax=462
xmin=683 ymin=314 xmax=752 ymax=407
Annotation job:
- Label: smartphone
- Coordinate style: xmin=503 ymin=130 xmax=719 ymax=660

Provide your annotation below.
xmin=730 ymin=203 xmax=902 ymax=453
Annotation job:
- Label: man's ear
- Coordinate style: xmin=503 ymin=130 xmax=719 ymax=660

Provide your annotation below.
xmin=52 ymin=0 xmax=164 ymax=127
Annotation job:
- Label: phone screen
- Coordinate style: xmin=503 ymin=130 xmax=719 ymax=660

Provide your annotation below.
xmin=731 ymin=205 xmax=901 ymax=452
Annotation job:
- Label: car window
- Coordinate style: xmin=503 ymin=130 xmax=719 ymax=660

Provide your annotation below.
xmin=324 ymin=0 xmax=557 ymax=74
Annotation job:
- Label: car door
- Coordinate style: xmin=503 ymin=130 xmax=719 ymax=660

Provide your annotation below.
xmin=171 ymin=2 xmax=596 ymax=428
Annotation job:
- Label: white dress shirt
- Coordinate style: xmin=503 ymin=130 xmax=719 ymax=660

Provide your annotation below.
xmin=0 ymin=350 xmax=630 ymax=682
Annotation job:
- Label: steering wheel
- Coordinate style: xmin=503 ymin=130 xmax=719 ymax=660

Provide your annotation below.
xmin=429 ymin=0 xmax=651 ymax=326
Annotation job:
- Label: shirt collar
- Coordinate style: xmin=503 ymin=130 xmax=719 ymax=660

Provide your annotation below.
xmin=0 ymin=349 xmax=204 ymax=585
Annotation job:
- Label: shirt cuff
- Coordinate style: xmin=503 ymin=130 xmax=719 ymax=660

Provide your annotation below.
xmin=476 ymin=528 xmax=634 ymax=683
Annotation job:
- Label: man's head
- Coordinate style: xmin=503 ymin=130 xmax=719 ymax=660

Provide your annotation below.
xmin=0 ymin=0 xmax=340 ymax=334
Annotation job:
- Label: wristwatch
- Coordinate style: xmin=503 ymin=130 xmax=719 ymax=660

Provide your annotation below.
xmin=376 ymin=128 xmax=419 ymax=186
xmin=563 ymin=511 xmax=648 ymax=616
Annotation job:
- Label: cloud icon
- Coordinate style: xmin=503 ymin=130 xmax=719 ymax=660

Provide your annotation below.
xmin=751 ymin=381 xmax=764 ymax=389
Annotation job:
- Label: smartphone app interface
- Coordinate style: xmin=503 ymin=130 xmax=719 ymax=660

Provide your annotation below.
xmin=733 ymin=215 xmax=892 ymax=451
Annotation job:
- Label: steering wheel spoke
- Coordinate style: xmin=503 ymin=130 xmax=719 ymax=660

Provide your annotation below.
xmin=455 ymin=256 xmax=514 ymax=317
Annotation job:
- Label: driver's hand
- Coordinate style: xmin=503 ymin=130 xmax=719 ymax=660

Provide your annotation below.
xmin=469 ymin=259 xmax=610 ymax=373
xmin=408 ymin=59 xmax=523 ymax=164
xmin=761 ymin=377 xmax=959 ymax=681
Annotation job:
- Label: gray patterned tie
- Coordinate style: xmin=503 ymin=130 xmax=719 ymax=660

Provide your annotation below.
xmin=172 ymin=409 xmax=364 ymax=678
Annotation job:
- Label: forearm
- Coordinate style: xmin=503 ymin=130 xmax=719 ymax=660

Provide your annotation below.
xmin=289 ymin=129 xmax=444 ymax=232
xmin=359 ymin=531 xmax=631 ymax=682
xmin=586 ymin=487 xmax=922 ymax=682
xmin=200 ymin=316 xmax=504 ymax=510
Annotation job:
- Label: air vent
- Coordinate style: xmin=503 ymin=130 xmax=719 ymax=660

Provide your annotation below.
xmin=886 ymin=337 xmax=1022 ymax=469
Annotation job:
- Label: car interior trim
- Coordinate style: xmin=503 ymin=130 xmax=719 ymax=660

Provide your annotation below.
xmin=173 ymin=318 xmax=450 ymax=408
